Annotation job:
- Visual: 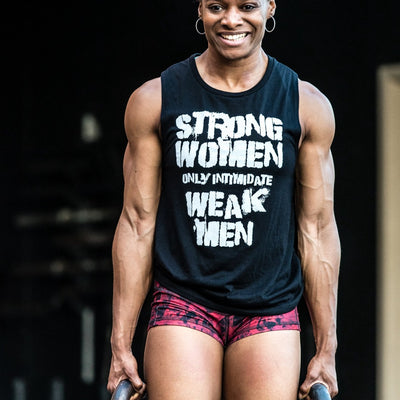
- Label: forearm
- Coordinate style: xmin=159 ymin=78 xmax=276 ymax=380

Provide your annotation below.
xmin=297 ymin=79 xmax=340 ymax=397
xmin=110 ymin=213 xmax=155 ymax=352
xmin=298 ymin=216 xmax=340 ymax=355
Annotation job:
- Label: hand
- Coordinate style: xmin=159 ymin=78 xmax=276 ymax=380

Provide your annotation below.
xmin=107 ymin=350 xmax=146 ymax=398
xmin=298 ymin=353 xmax=338 ymax=399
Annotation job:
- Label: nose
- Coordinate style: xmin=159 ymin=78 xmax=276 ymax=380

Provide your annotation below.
xmin=221 ymin=7 xmax=243 ymax=28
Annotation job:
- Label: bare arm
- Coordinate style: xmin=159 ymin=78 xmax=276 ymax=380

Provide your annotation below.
xmin=296 ymin=81 xmax=341 ymax=399
xmin=107 ymin=78 xmax=162 ymax=396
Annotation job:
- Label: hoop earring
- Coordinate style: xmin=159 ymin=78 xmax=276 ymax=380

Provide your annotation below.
xmin=265 ymin=16 xmax=276 ymax=33
xmin=195 ymin=18 xmax=206 ymax=35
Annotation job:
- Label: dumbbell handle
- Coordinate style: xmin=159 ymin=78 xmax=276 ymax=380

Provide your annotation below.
xmin=309 ymin=383 xmax=331 ymax=400
xmin=111 ymin=380 xmax=147 ymax=400
xmin=111 ymin=379 xmax=329 ymax=400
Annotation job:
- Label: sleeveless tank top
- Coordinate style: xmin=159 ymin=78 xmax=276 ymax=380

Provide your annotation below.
xmin=153 ymin=53 xmax=303 ymax=315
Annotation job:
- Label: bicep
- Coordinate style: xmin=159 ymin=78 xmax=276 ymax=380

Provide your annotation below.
xmin=121 ymin=80 xmax=162 ymax=229
xmin=296 ymin=82 xmax=336 ymax=229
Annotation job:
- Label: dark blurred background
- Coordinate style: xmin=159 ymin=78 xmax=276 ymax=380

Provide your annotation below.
xmin=1 ymin=1 xmax=399 ymax=399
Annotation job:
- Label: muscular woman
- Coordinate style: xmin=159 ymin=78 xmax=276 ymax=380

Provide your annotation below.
xmin=107 ymin=1 xmax=340 ymax=399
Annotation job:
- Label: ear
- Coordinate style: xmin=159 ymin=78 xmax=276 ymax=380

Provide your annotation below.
xmin=267 ymin=0 xmax=276 ymax=17
xmin=198 ymin=1 xmax=203 ymax=18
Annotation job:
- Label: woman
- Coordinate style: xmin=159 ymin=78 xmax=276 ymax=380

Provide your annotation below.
xmin=107 ymin=1 xmax=340 ymax=399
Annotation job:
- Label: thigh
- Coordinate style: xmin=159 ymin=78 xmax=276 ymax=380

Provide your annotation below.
xmin=223 ymin=330 xmax=301 ymax=400
xmin=144 ymin=326 xmax=224 ymax=400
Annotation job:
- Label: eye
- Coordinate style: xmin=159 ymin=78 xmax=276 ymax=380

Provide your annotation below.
xmin=242 ymin=3 xmax=258 ymax=11
xmin=207 ymin=3 xmax=224 ymax=12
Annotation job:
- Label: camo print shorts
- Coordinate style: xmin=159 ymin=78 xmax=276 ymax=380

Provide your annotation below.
xmin=148 ymin=281 xmax=300 ymax=347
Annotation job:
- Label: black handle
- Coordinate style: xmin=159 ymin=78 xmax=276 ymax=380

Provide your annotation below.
xmin=112 ymin=380 xmax=328 ymax=400
xmin=309 ymin=383 xmax=331 ymax=400
xmin=111 ymin=380 xmax=134 ymax=400
xmin=111 ymin=380 xmax=148 ymax=400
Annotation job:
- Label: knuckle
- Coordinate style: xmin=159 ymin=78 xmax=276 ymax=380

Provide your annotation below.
xmin=106 ymin=383 xmax=115 ymax=393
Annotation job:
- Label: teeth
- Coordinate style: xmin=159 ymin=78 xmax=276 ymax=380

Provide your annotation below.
xmin=221 ymin=33 xmax=247 ymax=41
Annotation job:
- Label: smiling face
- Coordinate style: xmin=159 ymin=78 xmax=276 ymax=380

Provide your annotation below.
xmin=198 ymin=0 xmax=276 ymax=62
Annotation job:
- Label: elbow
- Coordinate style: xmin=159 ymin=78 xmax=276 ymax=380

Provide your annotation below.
xmin=120 ymin=206 xmax=157 ymax=240
xmin=298 ymin=206 xmax=336 ymax=239
xmin=297 ymin=213 xmax=341 ymax=271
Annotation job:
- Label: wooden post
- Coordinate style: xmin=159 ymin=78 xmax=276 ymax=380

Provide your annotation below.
xmin=377 ymin=63 xmax=400 ymax=400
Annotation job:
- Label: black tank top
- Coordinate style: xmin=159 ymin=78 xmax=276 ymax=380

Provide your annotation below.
xmin=154 ymin=53 xmax=303 ymax=315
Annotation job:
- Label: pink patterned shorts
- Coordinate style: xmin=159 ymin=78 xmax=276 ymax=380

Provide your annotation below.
xmin=148 ymin=281 xmax=300 ymax=347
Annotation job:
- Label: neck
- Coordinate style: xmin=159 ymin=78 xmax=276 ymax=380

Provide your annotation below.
xmin=196 ymin=48 xmax=268 ymax=92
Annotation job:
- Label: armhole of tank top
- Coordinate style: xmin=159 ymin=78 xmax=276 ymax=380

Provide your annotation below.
xmin=293 ymin=74 xmax=302 ymax=148
xmin=160 ymin=71 xmax=167 ymax=141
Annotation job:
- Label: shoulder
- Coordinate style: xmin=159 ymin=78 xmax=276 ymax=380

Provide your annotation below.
xmin=124 ymin=78 xmax=162 ymax=140
xmin=298 ymin=79 xmax=335 ymax=146
xmin=125 ymin=77 xmax=161 ymax=121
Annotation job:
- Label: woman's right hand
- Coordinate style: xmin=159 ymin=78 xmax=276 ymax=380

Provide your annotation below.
xmin=107 ymin=350 xmax=146 ymax=398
